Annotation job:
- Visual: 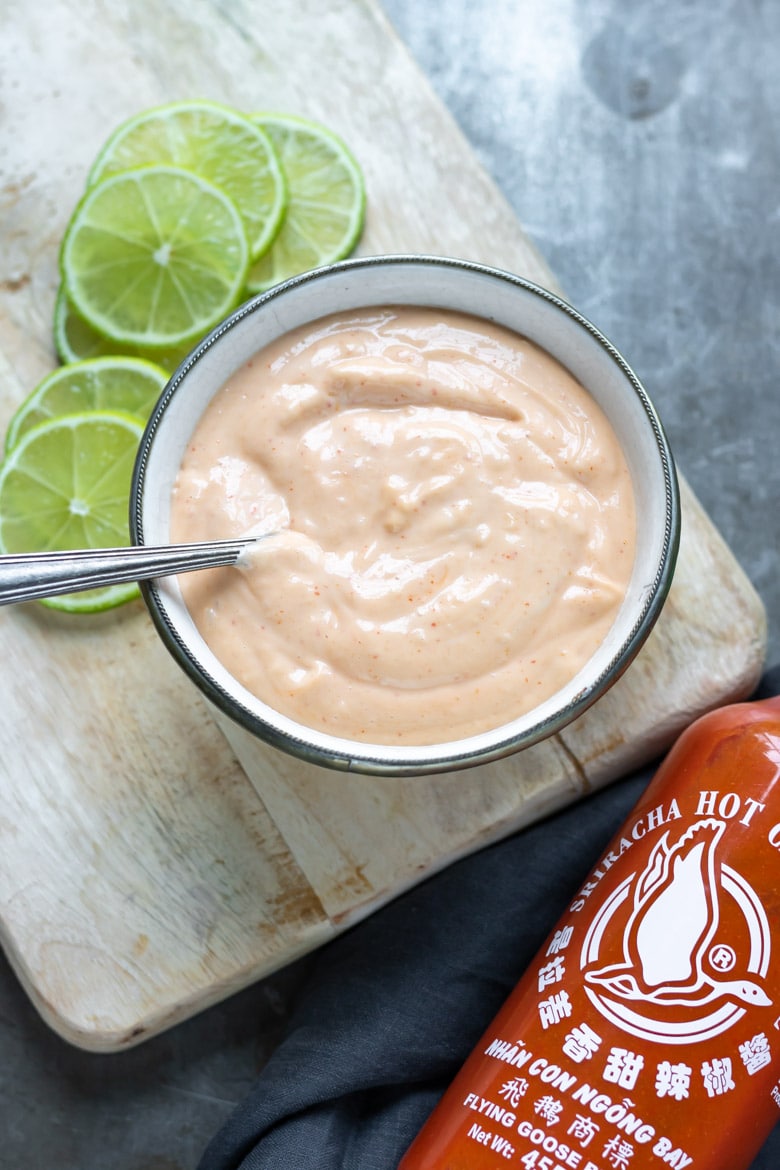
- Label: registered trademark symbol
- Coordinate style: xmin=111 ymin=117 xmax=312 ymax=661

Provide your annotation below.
xmin=708 ymin=944 xmax=737 ymax=973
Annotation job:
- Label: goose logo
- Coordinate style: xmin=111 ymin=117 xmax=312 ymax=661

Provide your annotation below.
xmin=581 ymin=818 xmax=773 ymax=1045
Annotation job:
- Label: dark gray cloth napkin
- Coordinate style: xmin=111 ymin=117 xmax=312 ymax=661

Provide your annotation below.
xmin=197 ymin=668 xmax=780 ymax=1170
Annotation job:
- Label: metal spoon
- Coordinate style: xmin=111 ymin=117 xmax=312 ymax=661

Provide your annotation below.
xmin=0 ymin=538 xmax=257 ymax=606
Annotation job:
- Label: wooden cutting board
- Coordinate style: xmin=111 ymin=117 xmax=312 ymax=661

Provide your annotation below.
xmin=0 ymin=0 xmax=766 ymax=1051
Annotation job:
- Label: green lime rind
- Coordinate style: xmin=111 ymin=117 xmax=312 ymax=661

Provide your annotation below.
xmin=87 ymin=99 xmax=287 ymax=261
xmin=0 ymin=410 xmax=145 ymax=612
xmin=53 ymin=284 xmax=192 ymax=372
xmin=35 ymin=577 xmax=140 ymax=613
xmin=60 ymin=165 xmax=250 ymax=349
xmin=5 ymin=356 xmax=167 ymax=454
xmin=245 ymin=112 xmax=366 ymax=294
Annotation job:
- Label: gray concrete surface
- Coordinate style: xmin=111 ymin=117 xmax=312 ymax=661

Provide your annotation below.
xmin=0 ymin=2 xmax=777 ymax=1167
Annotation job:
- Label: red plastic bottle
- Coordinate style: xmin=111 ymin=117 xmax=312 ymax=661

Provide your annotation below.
xmin=399 ymin=696 xmax=780 ymax=1170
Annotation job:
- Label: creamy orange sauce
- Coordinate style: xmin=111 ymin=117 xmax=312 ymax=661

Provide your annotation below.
xmin=170 ymin=307 xmax=636 ymax=745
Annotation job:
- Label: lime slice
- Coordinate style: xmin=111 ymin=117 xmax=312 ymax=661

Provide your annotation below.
xmin=5 ymin=356 xmax=166 ymax=453
xmin=245 ymin=113 xmax=365 ymax=293
xmin=53 ymin=284 xmax=190 ymax=372
xmin=0 ymin=411 xmax=144 ymax=612
xmin=60 ymin=165 xmax=249 ymax=349
xmin=87 ymin=101 xmax=287 ymax=261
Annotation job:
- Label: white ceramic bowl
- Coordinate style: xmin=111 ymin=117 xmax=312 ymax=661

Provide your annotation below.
xmin=130 ymin=255 xmax=680 ymax=776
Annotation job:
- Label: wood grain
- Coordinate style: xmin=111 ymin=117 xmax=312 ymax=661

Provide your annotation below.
xmin=0 ymin=0 xmax=766 ymax=1049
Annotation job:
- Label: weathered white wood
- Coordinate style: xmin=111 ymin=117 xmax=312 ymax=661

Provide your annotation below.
xmin=0 ymin=0 xmax=766 ymax=1050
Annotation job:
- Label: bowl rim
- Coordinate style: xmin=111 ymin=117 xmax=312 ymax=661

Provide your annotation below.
xmin=130 ymin=253 xmax=681 ymax=776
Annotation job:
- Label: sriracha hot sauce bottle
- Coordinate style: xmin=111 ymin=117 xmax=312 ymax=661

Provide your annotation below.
xmin=399 ymin=696 xmax=780 ymax=1170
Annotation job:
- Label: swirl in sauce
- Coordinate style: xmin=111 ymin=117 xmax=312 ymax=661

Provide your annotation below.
xmin=170 ymin=307 xmax=636 ymax=745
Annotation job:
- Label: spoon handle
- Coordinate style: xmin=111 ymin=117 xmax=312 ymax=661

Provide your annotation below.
xmin=0 ymin=539 xmax=254 ymax=606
